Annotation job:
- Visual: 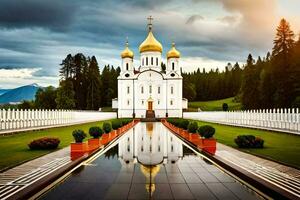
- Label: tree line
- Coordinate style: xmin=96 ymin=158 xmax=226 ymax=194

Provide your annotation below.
xmin=18 ymin=54 xmax=120 ymax=110
xmin=182 ymin=18 xmax=300 ymax=109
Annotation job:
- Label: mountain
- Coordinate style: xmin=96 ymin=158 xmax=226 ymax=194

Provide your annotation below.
xmin=0 ymin=84 xmax=40 ymax=104
xmin=0 ymin=89 xmax=11 ymax=95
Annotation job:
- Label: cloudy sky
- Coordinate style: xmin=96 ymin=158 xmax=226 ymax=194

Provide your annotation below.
xmin=0 ymin=0 xmax=300 ymax=88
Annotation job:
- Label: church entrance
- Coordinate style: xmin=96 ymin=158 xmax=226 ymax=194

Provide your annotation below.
xmin=145 ymin=97 xmax=155 ymax=120
xmin=148 ymin=101 xmax=153 ymax=111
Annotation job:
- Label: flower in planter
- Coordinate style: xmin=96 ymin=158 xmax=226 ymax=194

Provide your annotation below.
xmin=89 ymin=126 xmax=103 ymax=138
xmin=72 ymin=129 xmax=87 ymax=143
xmin=102 ymin=122 xmax=112 ymax=133
xmin=198 ymin=125 xmax=215 ymax=138
xmin=187 ymin=121 xmax=198 ymax=133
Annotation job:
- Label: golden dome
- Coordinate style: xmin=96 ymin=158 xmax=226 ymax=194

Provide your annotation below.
xmin=121 ymin=41 xmax=134 ymax=59
xmin=167 ymin=42 xmax=180 ymax=59
xmin=139 ymin=30 xmax=163 ymax=53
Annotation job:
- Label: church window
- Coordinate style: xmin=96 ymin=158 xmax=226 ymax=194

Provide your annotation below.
xmin=158 ymin=86 xmax=160 ymax=94
xmin=146 ymin=57 xmax=148 ymax=65
xmin=126 ymin=63 xmax=129 ymax=70
xmin=149 ymin=85 xmax=152 ymax=93
xmin=172 ymin=62 xmax=175 ymax=70
xmin=151 ymin=57 xmax=153 ymax=65
xmin=127 ymin=100 xmax=130 ymax=105
xmin=156 ymin=57 xmax=158 ymax=66
xmin=171 ymin=86 xmax=174 ymax=94
xmin=141 ymin=86 xmax=144 ymax=94
xmin=127 ymin=86 xmax=130 ymax=94
xmin=158 ymin=100 xmax=160 ymax=105
xmin=170 ymin=100 xmax=173 ymax=105
xmin=142 ymin=100 xmax=144 ymax=105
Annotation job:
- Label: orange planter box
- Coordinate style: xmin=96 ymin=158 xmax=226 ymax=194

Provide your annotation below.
xmin=198 ymin=138 xmax=216 ymax=155
xmin=71 ymin=142 xmax=88 ymax=152
xmin=101 ymin=133 xmax=110 ymax=145
xmin=88 ymin=138 xmax=101 ymax=150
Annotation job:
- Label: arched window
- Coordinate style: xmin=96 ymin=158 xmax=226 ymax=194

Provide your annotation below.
xmin=127 ymin=86 xmax=130 ymax=94
xmin=146 ymin=57 xmax=148 ymax=66
xmin=126 ymin=63 xmax=129 ymax=70
xmin=171 ymin=86 xmax=174 ymax=94
xmin=141 ymin=86 xmax=144 ymax=94
xmin=149 ymin=85 xmax=152 ymax=94
xmin=151 ymin=57 xmax=153 ymax=65
xmin=172 ymin=62 xmax=175 ymax=70
xmin=127 ymin=100 xmax=130 ymax=105
xmin=158 ymin=86 xmax=160 ymax=94
xmin=170 ymin=100 xmax=173 ymax=105
xmin=156 ymin=57 xmax=158 ymax=66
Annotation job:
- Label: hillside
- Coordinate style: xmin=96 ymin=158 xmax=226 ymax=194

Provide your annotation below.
xmin=188 ymin=97 xmax=242 ymax=111
xmin=0 ymin=84 xmax=40 ymax=104
xmin=0 ymin=89 xmax=11 ymax=95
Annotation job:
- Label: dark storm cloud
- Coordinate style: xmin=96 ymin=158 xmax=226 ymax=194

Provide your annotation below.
xmin=0 ymin=0 xmax=77 ymax=31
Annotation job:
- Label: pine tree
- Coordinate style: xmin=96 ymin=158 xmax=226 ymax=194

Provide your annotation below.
xmin=59 ymin=54 xmax=74 ymax=80
xmin=56 ymin=80 xmax=76 ymax=109
xmin=86 ymin=56 xmax=102 ymax=110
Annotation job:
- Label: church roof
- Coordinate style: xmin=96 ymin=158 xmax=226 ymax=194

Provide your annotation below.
xmin=139 ymin=28 xmax=162 ymax=53
xmin=167 ymin=42 xmax=180 ymax=59
xmin=121 ymin=41 xmax=134 ymax=59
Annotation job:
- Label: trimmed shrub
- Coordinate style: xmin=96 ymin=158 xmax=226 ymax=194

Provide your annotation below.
xmin=121 ymin=118 xmax=132 ymax=126
xmin=103 ymin=122 xmax=112 ymax=133
xmin=111 ymin=120 xmax=122 ymax=130
xmin=222 ymin=103 xmax=229 ymax=111
xmin=72 ymin=129 xmax=87 ymax=143
xmin=234 ymin=135 xmax=264 ymax=148
xmin=89 ymin=126 xmax=103 ymax=138
xmin=187 ymin=121 xmax=198 ymax=133
xmin=179 ymin=119 xmax=190 ymax=130
xmin=167 ymin=118 xmax=181 ymax=127
xmin=198 ymin=125 xmax=215 ymax=138
xmin=28 ymin=137 xmax=60 ymax=150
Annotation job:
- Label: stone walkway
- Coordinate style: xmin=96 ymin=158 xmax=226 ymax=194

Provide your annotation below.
xmin=0 ymin=148 xmax=71 ymax=200
xmin=215 ymin=143 xmax=300 ymax=198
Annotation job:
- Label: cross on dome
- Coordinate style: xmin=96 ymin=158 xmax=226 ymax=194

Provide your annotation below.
xmin=147 ymin=15 xmax=154 ymax=31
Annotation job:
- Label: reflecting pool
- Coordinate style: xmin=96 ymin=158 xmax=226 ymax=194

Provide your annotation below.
xmin=40 ymin=122 xmax=261 ymax=200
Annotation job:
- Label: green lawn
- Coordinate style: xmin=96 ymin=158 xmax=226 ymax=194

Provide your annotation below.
xmin=188 ymin=97 xmax=242 ymax=111
xmin=193 ymin=120 xmax=300 ymax=168
xmin=0 ymin=120 xmax=113 ymax=171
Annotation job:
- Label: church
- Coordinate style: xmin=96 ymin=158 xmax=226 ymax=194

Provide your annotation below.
xmin=112 ymin=17 xmax=187 ymax=118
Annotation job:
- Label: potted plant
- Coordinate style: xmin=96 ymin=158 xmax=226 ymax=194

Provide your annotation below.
xmin=187 ymin=121 xmax=200 ymax=144
xmin=71 ymin=129 xmax=87 ymax=152
xmin=101 ymin=122 xmax=112 ymax=144
xmin=88 ymin=126 xmax=103 ymax=149
xmin=198 ymin=125 xmax=216 ymax=154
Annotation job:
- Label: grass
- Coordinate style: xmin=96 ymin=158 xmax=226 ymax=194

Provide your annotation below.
xmin=0 ymin=120 xmax=113 ymax=171
xmin=192 ymin=120 xmax=300 ymax=168
xmin=188 ymin=97 xmax=242 ymax=111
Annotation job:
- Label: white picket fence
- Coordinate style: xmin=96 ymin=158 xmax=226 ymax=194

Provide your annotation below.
xmin=184 ymin=108 xmax=300 ymax=134
xmin=0 ymin=109 xmax=116 ymax=132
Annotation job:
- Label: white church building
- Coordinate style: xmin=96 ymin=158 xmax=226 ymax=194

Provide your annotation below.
xmin=112 ymin=17 xmax=188 ymax=118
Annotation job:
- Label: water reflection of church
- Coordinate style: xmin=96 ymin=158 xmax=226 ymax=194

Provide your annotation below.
xmin=118 ymin=122 xmax=183 ymax=165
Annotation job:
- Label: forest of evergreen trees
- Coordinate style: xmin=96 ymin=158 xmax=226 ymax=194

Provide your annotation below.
xmin=182 ymin=18 xmax=300 ymax=109
xmin=17 ymin=18 xmax=299 ymax=111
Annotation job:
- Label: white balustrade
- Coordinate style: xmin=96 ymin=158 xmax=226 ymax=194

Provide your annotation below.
xmin=0 ymin=109 xmax=116 ymax=132
xmin=184 ymin=108 xmax=300 ymax=135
